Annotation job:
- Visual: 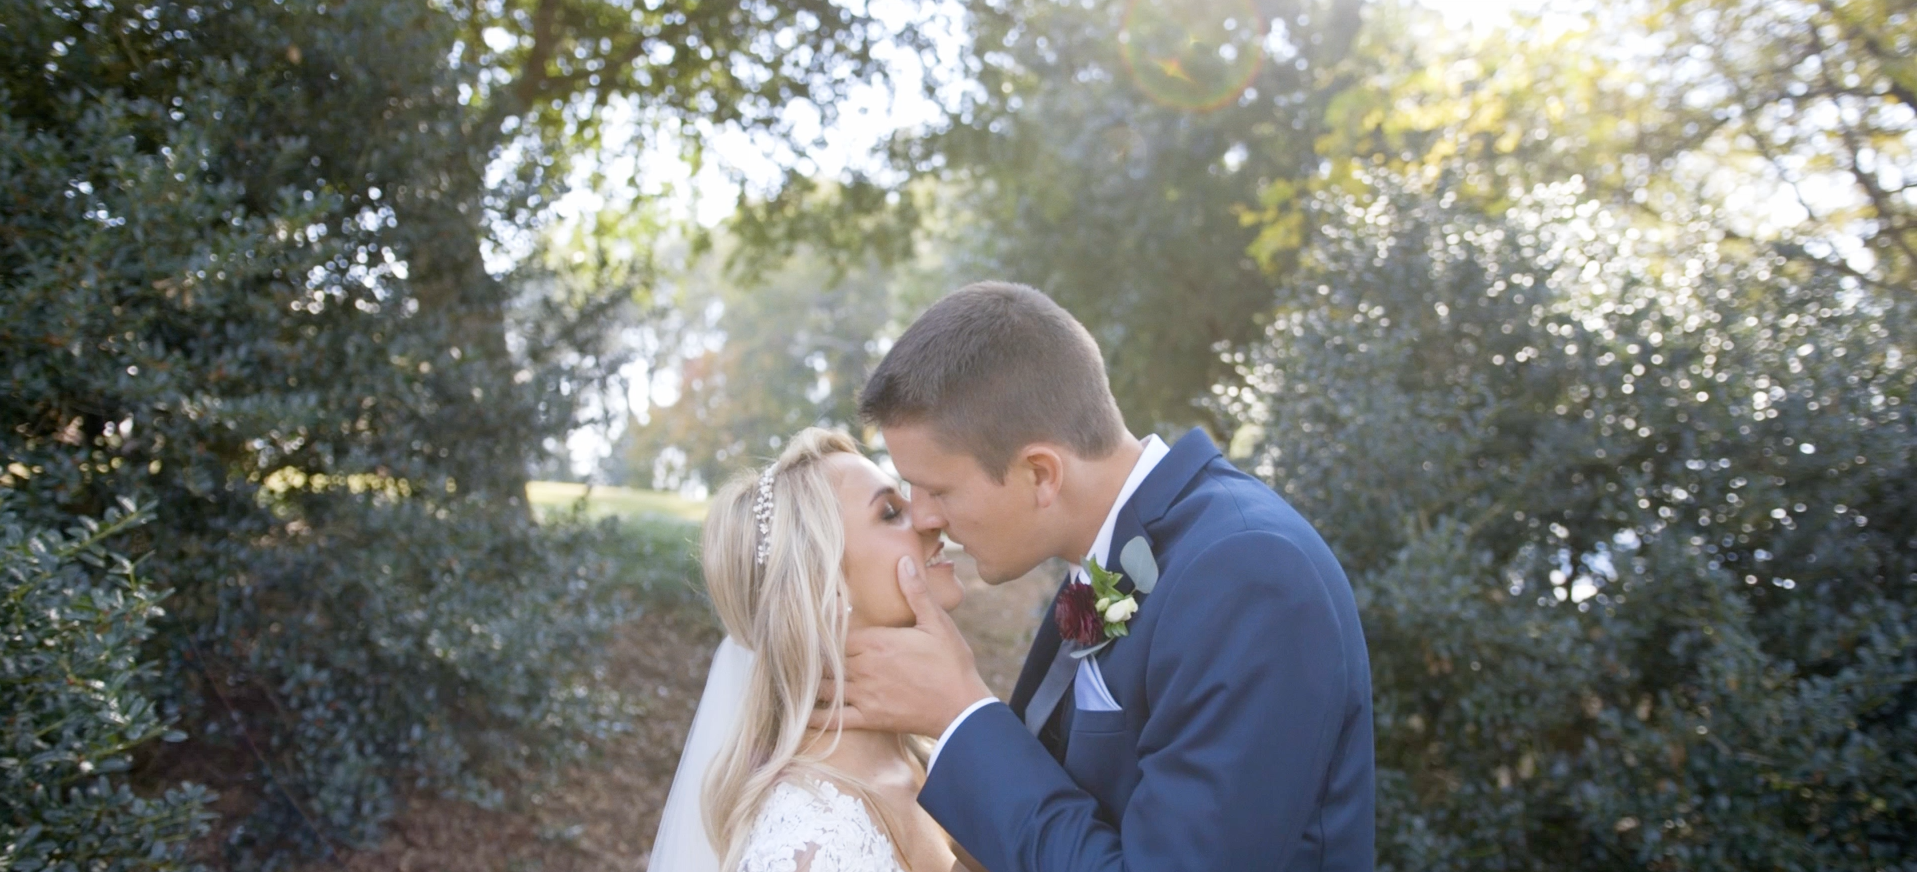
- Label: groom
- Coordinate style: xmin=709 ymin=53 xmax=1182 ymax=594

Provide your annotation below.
xmin=824 ymin=282 xmax=1374 ymax=871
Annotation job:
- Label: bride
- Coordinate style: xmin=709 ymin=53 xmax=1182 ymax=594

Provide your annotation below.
xmin=649 ymin=428 xmax=973 ymax=872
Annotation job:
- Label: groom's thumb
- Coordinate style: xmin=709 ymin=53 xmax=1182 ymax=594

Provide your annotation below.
xmin=895 ymin=556 xmax=938 ymax=626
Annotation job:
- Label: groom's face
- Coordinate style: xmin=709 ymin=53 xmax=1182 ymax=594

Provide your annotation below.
xmin=883 ymin=423 xmax=1050 ymax=585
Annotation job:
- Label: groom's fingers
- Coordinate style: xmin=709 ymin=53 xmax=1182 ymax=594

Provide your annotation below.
xmin=895 ymin=555 xmax=946 ymax=632
xmin=807 ymin=701 xmax=869 ymax=732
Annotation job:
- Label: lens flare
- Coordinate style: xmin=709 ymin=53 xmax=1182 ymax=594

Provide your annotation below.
xmin=1118 ymin=0 xmax=1265 ymax=112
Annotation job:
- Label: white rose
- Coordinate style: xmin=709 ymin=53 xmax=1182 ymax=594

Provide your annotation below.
xmin=1103 ymin=597 xmax=1138 ymax=624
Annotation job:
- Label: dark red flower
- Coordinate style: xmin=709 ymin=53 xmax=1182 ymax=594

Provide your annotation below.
xmin=1054 ymin=582 xmax=1104 ymax=646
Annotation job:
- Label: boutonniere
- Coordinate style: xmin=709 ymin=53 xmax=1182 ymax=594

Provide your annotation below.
xmin=1055 ymin=535 xmax=1160 ymax=659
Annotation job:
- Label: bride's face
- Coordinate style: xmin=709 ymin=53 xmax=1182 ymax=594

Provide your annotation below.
xmin=824 ymin=452 xmax=963 ymax=628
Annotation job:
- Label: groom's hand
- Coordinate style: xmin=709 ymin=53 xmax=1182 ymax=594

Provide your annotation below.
xmin=812 ymin=555 xmax=995 ymax=738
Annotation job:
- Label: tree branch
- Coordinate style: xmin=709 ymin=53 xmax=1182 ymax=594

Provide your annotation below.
xmin=512 ymin=0 xmax=560 ymax=111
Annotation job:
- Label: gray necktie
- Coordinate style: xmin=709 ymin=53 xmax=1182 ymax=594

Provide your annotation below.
xmin=1023 ymin=637 xmax=1081 ymax=735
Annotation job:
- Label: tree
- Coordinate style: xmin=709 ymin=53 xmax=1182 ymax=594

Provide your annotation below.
xmin=1222 ymin=171 xmax=1914 ymax=869
xmin=1221 ymin=5 xmax=1917 ymax=863
xmin=1 ymin=0 xmax=885 ymax=860
xmin=1643 ymin=0 xmax=1916 ymax=295
xmin=925 ymin=0 xmax=1374 ymax=431
xmin=1294 ymin=0 xmax=1915 ymax=307
xmin=402 ymin=0 xmax=894 ymax=499
xmin=727 ymin=0 xmax=1369 ymax=432
xmin=1278 ymin=1 xmax=1701 ymax=235
xmin=616 ymin=235 xmax=924 ymax=491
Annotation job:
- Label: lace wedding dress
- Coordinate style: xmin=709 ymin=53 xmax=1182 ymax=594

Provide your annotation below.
xmin=736 ymin=778 xmax=906 ymax=872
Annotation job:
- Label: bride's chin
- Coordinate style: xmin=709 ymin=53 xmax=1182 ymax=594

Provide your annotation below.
xmin=927 ymin=564 xmax=963 ymax=609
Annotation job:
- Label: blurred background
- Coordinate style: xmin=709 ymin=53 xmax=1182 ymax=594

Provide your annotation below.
xmin=3 ymin=0 xmax=1912 ymax=868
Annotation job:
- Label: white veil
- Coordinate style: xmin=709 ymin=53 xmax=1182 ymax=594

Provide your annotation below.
xmin=649 ymin=636 xmax=754 ymax=871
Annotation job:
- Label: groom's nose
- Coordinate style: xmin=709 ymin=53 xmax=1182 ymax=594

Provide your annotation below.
xmin=908 ymin=491 xmax=945 ymax=533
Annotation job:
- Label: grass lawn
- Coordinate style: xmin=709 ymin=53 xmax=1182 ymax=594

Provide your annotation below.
xmin=525 ymin=481 xmax=708 ymax=523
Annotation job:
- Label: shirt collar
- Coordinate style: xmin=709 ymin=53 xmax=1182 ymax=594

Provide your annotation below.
xmin=1073 ymin=434 xmax=1169 ymax=582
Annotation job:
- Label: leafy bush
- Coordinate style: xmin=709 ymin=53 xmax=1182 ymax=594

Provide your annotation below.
xmin=2 ymin=499 xmax=214 ymax=871
xmin=587 ymin=514 xmax=706 ymax=606
xmin=209 ymin=506 xmax=645 ymax=864
xmin=0 ymin=0 xmax=650 ymax=861
xmin=1224 ymin=174 xmax=1916 ymax=869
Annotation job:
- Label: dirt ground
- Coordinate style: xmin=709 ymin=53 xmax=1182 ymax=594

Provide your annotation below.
xmin=316 ymin=552 xmax=1060 ymax=872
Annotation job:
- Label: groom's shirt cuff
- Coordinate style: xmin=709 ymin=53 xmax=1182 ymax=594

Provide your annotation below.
xmin=926 ymin=696 xmax=999 ymax=774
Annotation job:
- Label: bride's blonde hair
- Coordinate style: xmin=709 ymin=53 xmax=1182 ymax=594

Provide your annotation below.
xmin=700 ymin=427 xmax=925 ymax=870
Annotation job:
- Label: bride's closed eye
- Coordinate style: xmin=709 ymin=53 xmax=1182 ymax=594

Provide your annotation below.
xmin=868 ymin=486 xmax=907 ymax=525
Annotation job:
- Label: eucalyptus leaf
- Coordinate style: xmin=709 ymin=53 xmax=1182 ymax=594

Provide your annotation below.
xmin=1119 ymin=536 xmax=1158 ymax=595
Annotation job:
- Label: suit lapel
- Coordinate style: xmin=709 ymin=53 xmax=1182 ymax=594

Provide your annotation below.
xmin=1132 ymin=428 xmax=1221 ymax=526
xmin=1097 ymin=428 xmax=1219 ymax=603
xmin=1103 ymin=500 xmax=1147 ymax=599
xmin=1009 ymin=429 xmax=1224 ymax=758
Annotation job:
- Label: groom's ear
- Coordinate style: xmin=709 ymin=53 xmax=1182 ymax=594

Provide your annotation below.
xmin=1021 ymin=445 xmax=1065 ymax=509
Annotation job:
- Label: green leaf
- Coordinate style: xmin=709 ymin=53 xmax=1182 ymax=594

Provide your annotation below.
xmin=1119 ymin=536 xmax=1158 ymax=595
xmin=1084 ymin=556 xmax=1126 ymax=600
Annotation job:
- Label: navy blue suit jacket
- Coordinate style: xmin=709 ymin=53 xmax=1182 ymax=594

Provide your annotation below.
xmin=920 ymin=429 xmax=1374 ymax=871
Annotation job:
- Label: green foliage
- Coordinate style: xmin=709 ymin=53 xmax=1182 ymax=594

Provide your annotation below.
xmin=2 ymin=499 xmax=214 ymax=872
xmin=0 ymin=0 xmax=604 ymax=856
xmin=727 ymin=0 xmax=1370 ymax=431
xmin=1218 ymin=6 xmax=1917 ymax=856
xmin=8 ymin=0 xmax=1909 ymax=866
xmin=525 ymin=481 xmax=708 ymax=524
xmin=522 ymin=487 xmax=704 ymax=604
xmin=443 ymin=0 xmax=883 ymax=155
xmin=616 ymin=238 xmax=914 ymax=490
xmin=1080 ymin=554 xmax=1134 ymax=647
xmin=1304 ymin=0 xmax=1916 ymax=297
xmin=210 ymin=508 xmax=642 ymax=863
xmin=908 ymin=0 xmax=1369 ymax=431
xmin=1294 ymin=1 xmax=1697 ymax=231
xmin=0 ymin=0 xmax=794 ymax=862
xmin=1642 ymin=0 xmax=1917 ymax=292
xmin=581 ymin=514 xmax=707 ymax=608
xmin=1223 ymin=173 xmax=1915 ymax=869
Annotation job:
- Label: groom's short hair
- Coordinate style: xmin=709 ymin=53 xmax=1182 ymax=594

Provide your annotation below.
xmin=860 ymin=281 xmax=1126 ymax=481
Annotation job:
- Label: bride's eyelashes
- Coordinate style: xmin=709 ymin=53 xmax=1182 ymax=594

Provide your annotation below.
xmin=875 ymin=491 xmax=908 ymax=525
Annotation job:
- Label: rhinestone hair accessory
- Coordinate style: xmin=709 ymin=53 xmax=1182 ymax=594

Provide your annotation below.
xmin=752 ymin=467 xmax=777 ymax=566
